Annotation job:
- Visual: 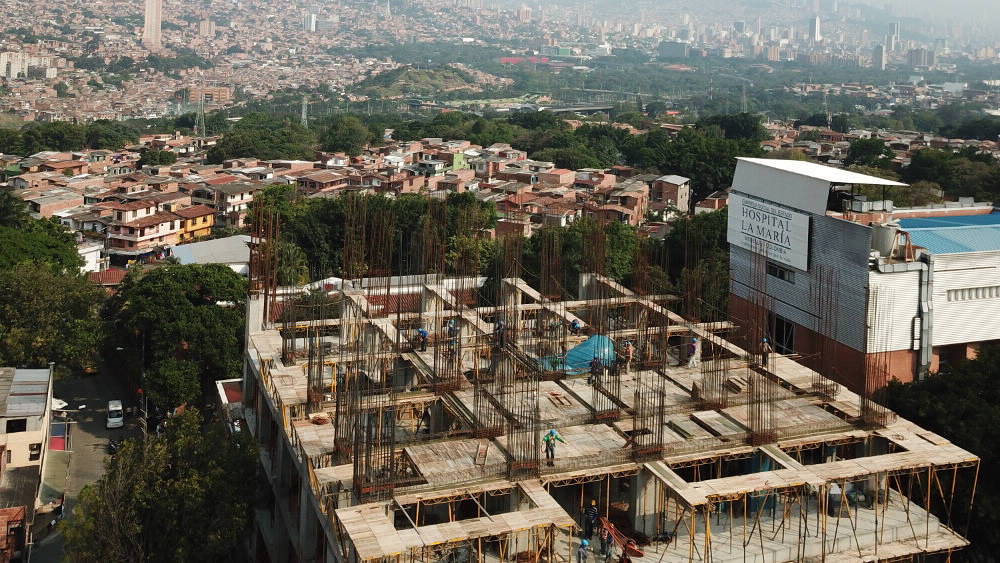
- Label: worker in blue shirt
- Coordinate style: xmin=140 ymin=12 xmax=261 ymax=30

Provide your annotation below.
xmin=417 ymin=327 xmax=428 ymax=352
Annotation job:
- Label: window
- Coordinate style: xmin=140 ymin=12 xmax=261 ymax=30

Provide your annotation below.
xmin=770 ymin=314 xmax=795 ymax=354
xmin=28 ymin=443 xmax=41 ymax=461
xmin=5 ymin=419 xmax=26 ymax=433
xmin=4 ymin=450 xmax=9 ymax=464
xmin=766 ymin=262 xmax=796 ymax=284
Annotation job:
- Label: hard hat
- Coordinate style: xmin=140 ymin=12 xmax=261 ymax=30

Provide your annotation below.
xmin=581 ymin=539 xmax=589 ymax=547
xmin=449 ymin=319 xmax=455 ymax=327
xmin=692 ymin=337 xmax=697 ymax=342
xmin=549 ymin=429 xmax=556 ymax=436
xmin=762 ymin=337 xmax=768 ymax=342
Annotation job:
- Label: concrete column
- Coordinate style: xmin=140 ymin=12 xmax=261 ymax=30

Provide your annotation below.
xmin=629 ymin=470 xmax=660 ymax=536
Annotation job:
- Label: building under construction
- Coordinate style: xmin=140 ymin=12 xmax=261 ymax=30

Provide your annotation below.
xmin=241 ymin=184 xmax=979 ymax=563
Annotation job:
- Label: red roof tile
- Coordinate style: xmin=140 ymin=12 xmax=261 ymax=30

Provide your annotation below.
xmin=88 ymin=269 xmax=127 ymax=286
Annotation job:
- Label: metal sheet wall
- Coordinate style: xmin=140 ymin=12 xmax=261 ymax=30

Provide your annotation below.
xmin=730 ymin=214 xmax=872 ymax=352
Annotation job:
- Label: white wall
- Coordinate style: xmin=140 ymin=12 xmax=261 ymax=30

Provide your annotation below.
xmin=867 ymin=270 xmax=921 ymax=353
xmin=931 ymin=252 xmax=1000 ymax=347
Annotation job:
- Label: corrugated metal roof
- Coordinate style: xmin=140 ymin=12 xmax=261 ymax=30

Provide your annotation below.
xmin=900 ymin=213 xmax=1000 ymax=254
xmin=907 ymin=225 xmax=1000 ymax=254
xmin=0 ymin=368 xmax=50 ymax=418
xmin=898 ymin=213 xmax=1000 ymax=229
xmin=736 ymin=157 xmax=908 ymax=186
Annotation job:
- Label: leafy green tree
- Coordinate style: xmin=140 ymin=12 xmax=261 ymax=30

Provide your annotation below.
xmin=844 ymin=138 xmax=894 ymax=168
xmin=0 ymin=262 xmax=103 ymax=371
xmin=63 ymin=408 xmax=259 ymax=562
xmin=318 ymin=115 xmax=371 ymax=155
xmin=0 ymin=217 xmax=83 ymax=271
xmin=0 ymin=190 xmax=27 ymax=227
xmin=54 ymin=82 xmax=69 ymax=98
xmin=697 ymin=113 xmax=767 ymax=141
xmin=882 ymin=344 xmax=1000 ymax=561
xmin=103 ymin=264 xmax=247 ymax=408
xmin=206 ymin=112 xmax=314 ymax=164
xmin=0 ymin=128 xmax=21 ymax=154
xmin=137 ymin=149 xmax=178 ymax=167
xmin=85 ymin=120 xmax=139 ymax=150
xmin=531 ymin=147 xmax=600 ymax=170
xmin=277 ymin=240 xmax=309 ymax=285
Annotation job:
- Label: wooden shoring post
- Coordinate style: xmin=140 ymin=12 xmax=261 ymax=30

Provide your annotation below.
xmin=891 ymin=472 xmax=920 ymax=545
xmin=926 ymin=466 xmax=933 ymax=548
xmin=838 ymin=481 xmax=863 ymax=558
xmin=728 ymin=497 xmax=734 ymax=554
xmin=820 ymin=484 xmax=827 ymax=563
xmin=874 ymin=472 xmax=880 ymax=558
xmin=688 ymin=508 xmax=695 ymax=563
xmin=605 ymin=475 xmax=611 ymax=519
xmin=743 ymin=490 xmax=772 ymax=551
xmin=947 ymin=465 xmax=958 ymax=528
xmin=704 ymin=504 xmax=711 ymax=563
xmin=742 ymin=493 xmax=747 ymax=550
xmin=478 ymin=537 xmax=482 ymax=563
xmin=964 ymin=460 xmax=980 ymax=538
xmin=880 ymin=470 xmax=890 ymax=545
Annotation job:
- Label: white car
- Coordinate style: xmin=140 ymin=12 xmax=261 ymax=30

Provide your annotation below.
xmin=106 ymin=400 xmax=124 ymax=429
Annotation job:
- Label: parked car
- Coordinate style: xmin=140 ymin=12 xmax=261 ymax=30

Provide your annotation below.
xmin=106 ymin=400 xmax=124 ymax=429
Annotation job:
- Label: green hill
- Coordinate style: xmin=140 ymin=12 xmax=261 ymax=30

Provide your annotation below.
xmin=354 ymin=66 xmax=480 ymax=98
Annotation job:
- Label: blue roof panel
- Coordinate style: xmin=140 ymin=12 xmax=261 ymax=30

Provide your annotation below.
xmin=898 ymin=212 xmax=1000 ymax=229
xmin=907 ymin=225 xmax=1000 ymax=254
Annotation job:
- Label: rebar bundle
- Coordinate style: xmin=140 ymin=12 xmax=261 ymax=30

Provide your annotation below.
xmin=746 ymin=242 xmax=776 ymax=445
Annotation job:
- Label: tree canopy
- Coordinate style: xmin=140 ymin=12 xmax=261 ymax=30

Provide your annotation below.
xmin=883 ymin=344 xmax=1000 ymax=561
xmin=0 ymin=262 xmax=103 ymax=371
xmin=844 ymin=138 xmax=894 ymax=168
xmin=206 ymin=112 xmax=314 ymax=164
xmin=63 ymin=408 xmax=258 ymax=562
xmin=103 ymin=264 xmax=247 ymax=408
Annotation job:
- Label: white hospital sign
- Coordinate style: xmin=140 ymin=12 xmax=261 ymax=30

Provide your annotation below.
xmin=727 ymin=193 xmax=810 ymax=271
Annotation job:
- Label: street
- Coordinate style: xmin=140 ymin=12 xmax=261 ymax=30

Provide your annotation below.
xmin=31 ymin=371 xmax=131 ymax=561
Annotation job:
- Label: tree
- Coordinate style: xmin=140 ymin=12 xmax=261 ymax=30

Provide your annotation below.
xmin=276 ymin=240 xmax=309 ymax=286
xmin=697 ymin=113 xmax=767 ymax=141
xmin=54 ymin=81 xmax=69 ymax=98
xmin=0 ymin=262 xmax=103 ymax=371
xmin=206 ymin=113 xmax=314 ymax=164
xmin=882 ymin=344 xmax=1000 ymax=561
xmin=103 ymin=265 xmax=247 ymax=408
xmin=0 ymin=190 xmax=27 ymax=227
xmin=318 ymin=115 xmax=371 ymax=155
xmin=844 ymin=138 xmax=894 ymax=168
xmin=137 ymin=149 xmax=178 ymax=167
xmin=63 ymin=409 xmax=259 ymax=562
xmin=0 ymin=217 xmax=83 ymax=271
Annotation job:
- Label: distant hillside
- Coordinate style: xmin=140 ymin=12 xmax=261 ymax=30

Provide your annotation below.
xmin=354 ymin=66 xmax=481 ymax=98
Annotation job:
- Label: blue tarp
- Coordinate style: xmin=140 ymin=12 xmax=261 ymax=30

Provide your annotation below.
xmin=538 ymin=335 xmax=617 ymax=374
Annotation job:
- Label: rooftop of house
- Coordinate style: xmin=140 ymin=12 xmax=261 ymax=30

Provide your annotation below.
xmin=0 ymin=367 xmax=50 ymax=419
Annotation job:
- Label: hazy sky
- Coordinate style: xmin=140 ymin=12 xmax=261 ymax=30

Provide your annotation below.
xmin=857 ymin=0 xmax=1000 ymax=32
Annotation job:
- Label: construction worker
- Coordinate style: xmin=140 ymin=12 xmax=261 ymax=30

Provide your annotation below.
xmin=598 ymin=525 xmax=610 ymax=559
xmin=687 ymin=337 xmax=701 ymax=368
xmin=587 ymin=356 xmax=604 ymax=385
xmin=577 ymin=539 xmax=590 ymax=563
xmin=447 ymin=320 xmax=459 ymax=360
xmin=543 ymin=428 xmax=566 ymax=466
xmin=584 ymin=500 xmax=600 ymax=540
xmin=494 ymin=320 xmax=506 ymax=348
xmin=417 ymin=327 xmax=428 ymax=352
xmin=570 ymin=319 xmax=581 ymax=335
xmin=623 ymin=341 xmax=633 ymax=373
xmin=761 ymin=337 xmax=773 ymax=367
